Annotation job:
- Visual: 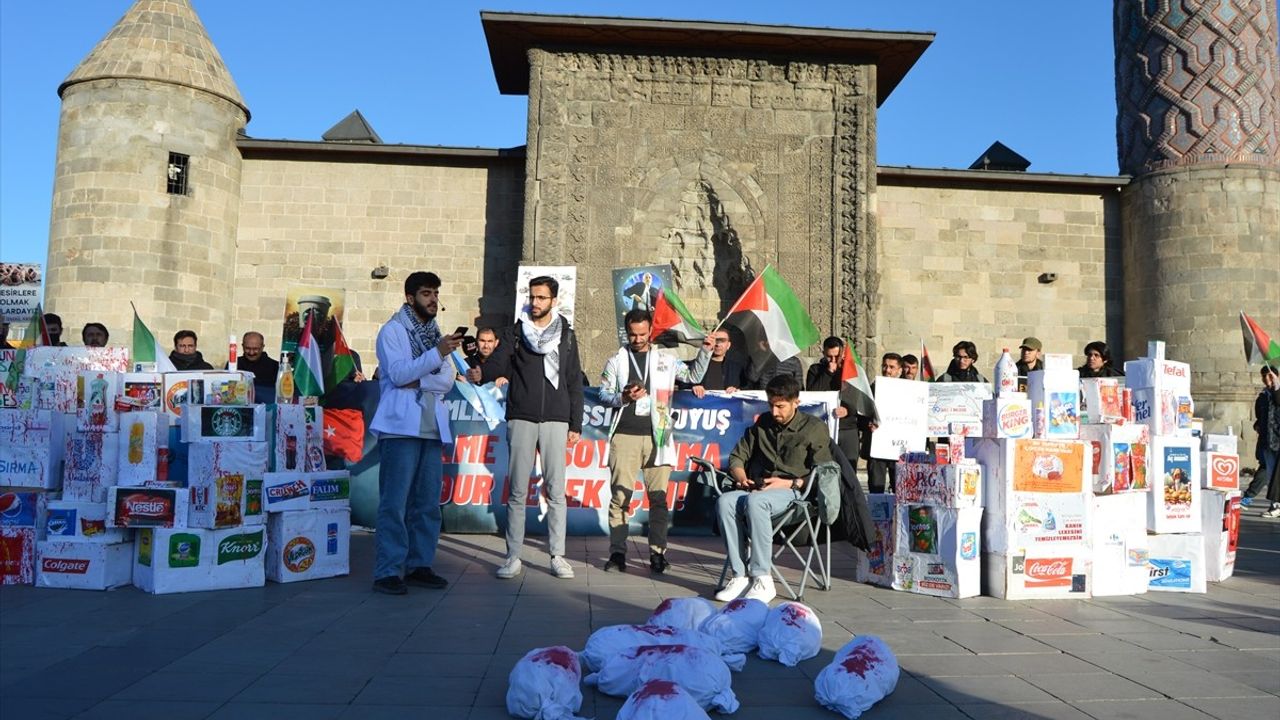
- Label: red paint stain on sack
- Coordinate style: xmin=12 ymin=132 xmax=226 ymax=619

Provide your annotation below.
xmin=531 ymin=647 xmax=577 ymax=672
xmin=839 ymin=644 xmax=880 ymax=678
xmin=634 ymin=644 xmax=687 ymax=657
xmin=634 ymin=679 xmax=680 ymax=700
xmin=780 ymin=603 xmax=810 ymax=628
xmin=638 ymin=625 xmax=678 ymax=636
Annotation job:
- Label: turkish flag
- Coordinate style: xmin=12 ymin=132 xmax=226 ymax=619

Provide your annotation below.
xmin=323 ymin=407 xmax=365 ymax=463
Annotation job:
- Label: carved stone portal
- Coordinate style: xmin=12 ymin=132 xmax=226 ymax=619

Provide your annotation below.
xmin=663 ymin=178 xmax=755 ymax=327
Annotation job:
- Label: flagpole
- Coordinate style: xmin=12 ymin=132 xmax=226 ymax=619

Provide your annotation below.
xmin=712 ymin=264 xmax=770 ymax=333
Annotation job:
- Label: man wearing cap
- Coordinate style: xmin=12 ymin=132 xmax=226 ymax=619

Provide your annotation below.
xmin=1016 ymin=337 xmax=1044 ymax=393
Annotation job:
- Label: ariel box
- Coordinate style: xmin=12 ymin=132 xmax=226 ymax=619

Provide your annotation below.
xmin=133 ymin=525 xmax=266 ymax=594
xmin=854 ymin=494 xmax=895 ymax=588
xmin=893 ymin=461 xmax=982 ymax=508
xmin=36 ymin=540 xmax=132 ymax=590
xmin=45 ymin=500 xmax=127 ymax=543
xmin=1201 ymin=489 xmax=1240 ymax=582
xmin=891 ymin=504 xmax=982 ymax=599
xmin=1146 ymin=532 xmax=1207 ymax=593
xmin=116 ymin=412 xmax=165 ymax=487
xmin=1147 ymin=438 xmax=1201 ymax=534
xmin=0 ymin=409 xmax=65 ymax=489
xmin=186 ymin=442 xmax=268 ymax=529
xmin=966 ymin=438 xmax=1092 ymax=554
xmin=1201 ymin=452 xmax=1238 ymax=491
xmin=1090 ymin=493 xmax=1149 ymax=597
xmin=981 ymin=394 xmax=1032 ymax=439
xmin=984 ymin=545 xmax=1091 ymax=600
xmin=1079 ymin=423 xmax=1150 ymax=495
xmin=182 ymin=405 xmax=267 ymax=443
xmin=106 ymin=486 xmax=189 ymax=528
xmin=266 ymin=507 xmax=351 ymax=583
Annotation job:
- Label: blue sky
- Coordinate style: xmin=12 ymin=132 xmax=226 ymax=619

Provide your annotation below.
xmin=0 ymin=1 xmax=1118 ymax=267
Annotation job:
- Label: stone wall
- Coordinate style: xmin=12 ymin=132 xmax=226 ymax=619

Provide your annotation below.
xmin=232 ymin=155 xmax=524 ymax=367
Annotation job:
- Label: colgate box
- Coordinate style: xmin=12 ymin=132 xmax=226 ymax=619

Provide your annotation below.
xmin=1 ymin=409 xmax=66 ymax=489
xmin=76 ymin=371 xmax=121 ymax=432
xmin=1028 ymin=368 xmax=1081 ymax=440
xmin=854 ymin=494 xmax=895 ymax=588
xmin=106 ymin=486 xmax=189 ymax=528
xmin=1147 ymin=532 xmax=1207 ymax=593
xmin=271 ymin=404 xmax=326 ymax=473
xmin=984 ymin=545 xmax=1092 ymax=600
xmin=1201 ymin=489 xmax=1241 ymax=582
xmin=894 ymin=461 xmax=982 ymax=508
xmin=116 ymin=412 xmax=165 ymax=487
xmin=892 ymin=504 xmax=982 ymax=599
xmin=1202 ymin=451 xmax=1239 ymax=491
xmin=967 ymin=438 xmax=1092 ymax=554
xmin=133 ymin=525 xmax=266 ymax=594
xmin=63 ymin=430 xmax=119 ymax=502
xmin=187 ymin=442 xmax=267 ymax=529
xmin=1147 ymin=438 xmax=1201 ymax=534
xmin=36 ymin=540 xmax=132 ymax=590
xmin=266 ymin=507 xmax=351 ymax=583
xmin=981 ymin=394 xmax=1032 ymax=439
xmin=1090 ymin=493 xmax=1149 ymax=597
xmin=1081 ymin=377 xmax=1126 ymax=425
xmin=45 ymin=500 xmax=127 ymax=543
xmin=182 ymin=404 xmax=267 ymax=443
xmin=1079 ymin=423 xmax=1151 ymax=495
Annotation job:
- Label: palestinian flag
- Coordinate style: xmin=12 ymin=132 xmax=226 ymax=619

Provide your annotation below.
xmin=327 ymin=316 xmax=357 ymax=389
xmin=651 ymin=287 xmax=704 ymax=343
xmin=16 ymin=303 xmax=49 ymax=348
xmin=839 ymin=341 xmax=879 ymax=423
xmin=722 ymin=265 xmax=820 ymax=369
xmin=130 ymin=304 xmax=176 ymax=372
xmin=1240 ymin=311 xmax=1280 ymax=367
xmin=294 ymin=313 xmax=325 ymax=398
xmin=920 ymin=341 xmax=937 ymax=381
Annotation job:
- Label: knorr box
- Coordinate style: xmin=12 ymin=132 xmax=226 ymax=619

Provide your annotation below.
xmin=265 ymin=507 xmax=351 ymax=583
xmin=132 ymin=525 xmax=266 ymax=594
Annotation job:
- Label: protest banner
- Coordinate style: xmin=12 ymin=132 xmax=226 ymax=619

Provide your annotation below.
xmin=281 ymin=285 xmax=346 ymax=353
xmin=926 ymin=382 xmax=991 ymax=435
xmin=870 ymin=377 xmax=929 ymax=460
xmin=0 ymin=263 xmax=42 ymax=338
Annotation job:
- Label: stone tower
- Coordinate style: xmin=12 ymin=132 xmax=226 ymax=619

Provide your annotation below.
xmin=46 ymin=0 xmax=249 ymax=362
xmin=1115 ymin=0 xmax=1280 ymax=442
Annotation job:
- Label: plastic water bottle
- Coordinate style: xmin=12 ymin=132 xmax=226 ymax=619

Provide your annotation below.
xmin=994 ymin=348 xmax=1017 ymax=396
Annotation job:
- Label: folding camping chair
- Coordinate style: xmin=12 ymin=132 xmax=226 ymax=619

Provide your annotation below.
xmin=687 ymin=456 xmax=841 ymax=600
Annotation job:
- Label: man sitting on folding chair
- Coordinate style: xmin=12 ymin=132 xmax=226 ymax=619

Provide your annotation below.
xmin=715 ymin=374 xmax=832 ymax=603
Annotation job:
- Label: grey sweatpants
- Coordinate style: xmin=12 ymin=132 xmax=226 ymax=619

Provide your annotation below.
xmin=504 ymin=419 xmax=569 ymax=559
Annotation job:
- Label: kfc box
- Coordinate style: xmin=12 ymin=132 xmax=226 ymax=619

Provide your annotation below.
xmin=117 ymin=412 xmax=164 ymax=487
xmin=1090 ymin=493 xmax=1149 ymax=597
xmin=76 ymin=371 xmax=121 ymax=432
xmin=45 ymin=500 xmax=127 ymax=543
xmin=1202 ymin=452 xmax=1239 ymax=491
xmin=1148 ymin=438 xmax=1201 ymax=534
xmin=266 ymin=507 xmax=351 ymax=583
xmin=854 ymin=494 xmax=895 ymax=587
xmin=1 ymin=527 xmax=35 ymax=584
xmin=1081 ymin=377 xmax=1126 ymax=425
xmin=186 ymin=442 xmax=267 ymax=529
xmin=0 ymin=409 xmax=65 ymax=489
xmin=1028 ymin=369 xmax=1080 ymax=439
xmin=271 ymin=404 xmax=326 ymax=473
xmin=894 ymin=461 xmax=982 ymax=508
xmin=182 ymin=405 xmax=267 ymax=443
xmin=1201 ymin=489 xmax=1240 ymax=582
xmin=984 ymin=545 xmax=1091 ymax=600
xmin=36 ymin=540 xmax=132 ymax=590
xmin=1147 ymin=532 xmax=1207 ymax=593
xmin=982 ymin=394 xmax=1033 ymax=439
xmin=106 ymin=486 xmax=189 ymax=529
xmin=967 ymin=438 xmax=1092 ymax=554
xmin=1079 ymin=423 xmax=1151 ymax=495
xmin=133 ymin=525 xmax=266 ymax=594
xmin=63 ymin=430 xmax=119 ymax=502
xmin=892 ymin=504 xmax=982 ymax=599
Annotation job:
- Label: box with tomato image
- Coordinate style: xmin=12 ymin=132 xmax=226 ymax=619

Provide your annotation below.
xmin=45 ymin=500 xmax=127 ymax=543
xmin=854 ymin=494 xmax=895 ymax=588
xmin=132 ymin=525 xmax=266 ymax=594
xmin=1090 ymin=493 xmax=1149 ymax=597
xmin=967 ymin=438 xmax=1092 ymax=554
xmin=984 ymin=545 xmax=1091 ymax=599
xmin=1146 ymin=532 xmax=1206 ymax=593
xmin=1201 ymin=489 xmax=1240 ymax=582
xmin=1201 ymin=452 xmax=1238 ymax=491
xmin=0 ymin=409 xmax=65 ymax=489
xmin=36 ymin=540 xmax=132 ymax=590
xmin=106 ymin=486 xmax=189 ymax=528
xmin=265 ymin=507 xmax=350 ymax=583
xmin=1146 ymin=439 xmax=1200 ymax=534
xmin=891 ymin=503 xmax=982 ymax=599
xmin=1079 ymin=423 xmax=1150 ymax=495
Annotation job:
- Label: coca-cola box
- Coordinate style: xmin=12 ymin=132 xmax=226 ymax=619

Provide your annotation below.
xmin=891 ymin=503 xmax=982 ymax=599
xmin=984 ymin=545 xmax=1091 ymax=600
xmin=1147 ymin=532 xmax=1207 ymax=593
xmin=854 ymin=494 xmax=895 ymax=588
xmin=187 ymin=442 xmax=267 ymax=529
xmin=1147 ymin=438 xmax=1201 ymax=534
xmin=266 ymin=507 xmax=350 ymax=583
xmin=132 ymin=525 xmax=266 ymax=594
xmin=116 ymin=412 xmax=165 ymax=487
xmin=45 ymin=499 xmax=127 ymax=543
xmin=1090 ymin=493 xmax=1149 ymax=597
xmin=106 ymin=486 xmax=188 ymax=528
xmin=1079 ymin=423 xmax=1151 ymax=495
xmin=1202 ymin=452 xmax=1239 ymax=491
xmin=0 ymin=409 xmax=65 ymax=489
xmin=36 ymin=540 xmax=132 ymax=590
xmin=1200 ymin=489 xmax=1240 ymax=582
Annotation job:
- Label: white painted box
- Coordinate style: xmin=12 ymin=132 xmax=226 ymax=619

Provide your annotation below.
xmin=1079 ymin=423 xmax=1151 ymax=495
xmin=106 ymin=486 xmax=189 ymax=529
xmin=983 ymin=545 xmax=1091 ymax=600
xmin=272 ymin=404 xmax=326 ymax=473
xmin=76 ymin=371 xmax=121 ymax=432
xmin=182 ymin=404 xmax=268 ymax=443
xmin=891 ymin=504 xmax=982 ymax=599
xmin=982 ymin=394 xmax=1033 ymax=439
xmin=966 ymin=438 xmax=1092 ymax=554
xmin=1089 ymin=493 xmax=1149 ymax=597
xmin=1200 ymin=489 xmax=1240 ymax=582
xmin=116 ymin=412 xmax=164 ymax=487
xmin=1147 ymin=438 xmax=1201 ymax=534
xmin=1147 ymin=532 xmax=1207 ymax=594
xmin=133 ymin=525 xmax=266 ymax=594
xmin=854 ymin=493 xmax=895 ymax=588
xmin=36 ymin=540 xmax=132 ymax=590
xmin=266 ymin=507 xmax=351 ymax=583
xmin=187 ymin=442 xmax=268 ymax=529
xmin=893 ymin=461 xmax=982 ymax=508
xmin=0 ymin=409 xmax=64 ymax=489
xmin=1201 ymin=452 xmax=1239 ymax=491
xmin=1028 ymin=369 xmax=1080 ymax=440
xmin=1080 ymin=377 xmax=1125 ymax=425
xmin=63 ymin=430 xmax=119 ymax=502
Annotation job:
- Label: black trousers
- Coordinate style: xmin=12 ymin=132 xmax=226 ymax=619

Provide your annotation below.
xmin=867 ymin=458 xmax=896 ymax=495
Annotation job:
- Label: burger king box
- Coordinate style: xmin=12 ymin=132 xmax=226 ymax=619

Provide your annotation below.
xmin=854 ymin=494 xmax=895 ymax=587
xmin=1202 ymin=451 xmax=1239 ymax=491
xmin=1147 ymin=438 xmax=1201 ymax=534
xmin=133 ymin=525 xmax=266 ymax=594
xmin=120 ymin=372 xmax=163 ymax=411
xmin=75 ymin=371 xmax=121 ymax=432
xmin=1028 ymin=368 xmax=1080 ymax=440
xmin=0 ymin=489 xmax=50 ymax=584
xmin=182 ymin=404 xmax=267 ymax=443
xmin=36 ymin=540 xmax=132 ymax=590
xmin=1089 ymin=493 xmax=1149 ymax=597
xmin=45 ymin=499 xmax=127 ymax=543
xmin=1201 ymin=489 xmax=1241 ymax=582
xmin=0 ymin=409 xmax=65 ymax=489
xmin=1080 ymin=377 xmax=1125 ymax=425
xmin=63 ymin=430 xmax=119 ymax=502
xmin=1079 ymin=424 xmax=1151 ymax=495
xmin=894 ymin=461 xmax=982 ymax=508
xmin=984 ymin=545 xmax=1092 ymax=600
xmin=982 ymin=393 xmax=1033 ymax=439
xmin=187 ymin=442 xmax=268 ymax=529
xmin=1147 ymin=532 xmax=1207 ymax=593
xmin=265 ymin=507 xmax=351 ymax=583
xmin=116 ymin=412 xmax=164 ymax=487
xmin=891 ymin=503 xmax=982 ymax=599
xmin=966 ymin=438 xmax=1092 ymax=554
xmin=106 ymin=486 xmax=189 ymax=529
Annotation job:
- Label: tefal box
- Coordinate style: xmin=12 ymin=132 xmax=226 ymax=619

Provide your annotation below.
xmin=116 ymin=412 xmax=164 ymax=487
xmin=187 ymin=442 xmax=267 ymax=529
xmin=0 ymin=410 xmax=65 ymax=489
xmin=1148 ymin=438 xmax=1201 ymax=534
xmin=1089 ymin=493 xmax=1149 ymax=597
xmin=36 ymin=540 xmax=132 ymax=590
xmin=182 ymin=405 xmax=267 ymax=443
xmin=1202 ymin=452 xmax=1239 ymax=491
xmin=63 ymin=430 xmax=119 ymax=502
xmin=76 ymin=371 xmax=121 ymax=432
xmin=1079 ymin=423 xmax=1151 ymax=495
xmin=1124 ymin=342 xmax=1191 ymax=394
xmin=1201 ymin=489 xmax=1241 ymax=582
xmin=1028 ymin=369 xmax=1080 ymax=440
xmin=854 ymin=493 xmax=895 ymax=588
xmin=967 ymin=438 xmax=1092 ymax=554
xmin=133 ymin=526 xmax=266 ymax=594
xmin=266 ymin=507 xmax=351 ymax=583
xmin=106 ymin=486 xmax=189 ymax=529
xmin=45 ymin=500 xmax=127 ymax=543
xmin=1147 ymin=532 xmax=1207 ymax=594
xmin=983 ymin=545 xmax=1091 ymax=600
xmin=893 ymin=461 xmax=982 ymax=508
xmin=891 ymin=504 xmax=982 ymax=599
xmin=1080 ymin=378 xmax=1125 ymax=425
xmin=982 ymin=394 xmax=1033 ymax=439
xmin=271 ymin=404 xmax=326 ymax=473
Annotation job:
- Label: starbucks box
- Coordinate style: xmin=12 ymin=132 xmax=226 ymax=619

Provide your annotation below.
xmin=117 ymin=412 xmax=164 ymax=487
xmin=1147 ymin=532 xmax=1207 ymax=593
xmin=854 ymin=494 xmax=895 ymax=588
xmin=45 ymin=500 xmax=127 ymax=543
xmin=265 ymin=507 xmax=351 ymax=583
xmin=271 ymin=404 xmax=326 ymax=473
xmin=1201 ymin=489 xmax=1240 ymax=582
xmin=132 ymin=525 xmax=266 ymax=594
xmin=63 ymin=430 xmax=119 ymax=502
xmin=187 ymin=442 xmax=267 ymax=529
xmin=36 ymin=540 xmax=132 ymax=590
xmin=1202 ymin=451 xmax=1239 ymax=491
xmin=966 ymin=438 xmax=1092 ymax=554
xmin=1027 ymin=369 xmax=1080 ymax=439
xmin=1147 ymin=438 xmax=1201 ymax=534
xmin=891 ymin=504 xmax=982 ymax=599
xmin=182 ymin=405 xmax=267 ymax=443
xmin=0 ymin=409 xmax=65 ymax=489
xmin=1079 ymin=423 xmax=1151 ymax=495
xmin=106 ymin=486 xmax=189 ymax=529
xmin=984 ymin=545 xmax=1092 ymax=600
xmin=76 ymin=371 xmax=121 ymax=432
xmin=893 ymin=461 xmax=982 ymax=508
xmin=981 ymin=394 xmax=1032 ymax=439
xmin=1089 ymin=493 xmax=1149 ymax=597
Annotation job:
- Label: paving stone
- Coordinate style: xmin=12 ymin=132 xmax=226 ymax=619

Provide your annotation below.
xmin=1233 ymin=670 xmax=1280 ymax=695
xmin=206 ymin=702 xmax=347 ymax=720
xmin=1023 ymin=672 xmax=1164 ymax=701
xmin=1180 ymin=695 xmax=1280 ymax=720
xmin=898 ymin=653 xmax=1008 ymax=677
xmin=73 ymin=700 xmax=222 ymax=720
xmin=380 ymin=652 xmax=491 ymax=678
xmin=111 ymin=671 xmax=257 ymax=703
xmin=1169 ymin=649 xmax=1280 ymax=675
xmin=0 ymin=696 xmax=96 ymax=720
xmin=985 ymin=651 xmax=1110 ymax=676
xmin=954 ymin=701 xmax=1096 ymax=719
xmin=353 ymin=675 xmax=481 ymax=706
xmin=940 ymin=625 xmax=1057 ymax=654
xmin=1123 ymin=671 xmax=1271 ymax=699
xmin=340 ymin=705 xmax=469 ymax=720
xmin=1068 ymin=699 xmax=1217 ymax=719
xmin=1110 ymin=631 xmax=1230 ymax=652
xmin=917 ymin=674 xmax=1059 ymax=705
xmin=233 ymin=674 xmax=370 ymax=704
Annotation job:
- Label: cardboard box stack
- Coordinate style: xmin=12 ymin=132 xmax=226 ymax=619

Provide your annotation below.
xmin=854 ymin=494 xmax=895 ymax=588
xmin=889 ymin=460 xmax=983 ymax=598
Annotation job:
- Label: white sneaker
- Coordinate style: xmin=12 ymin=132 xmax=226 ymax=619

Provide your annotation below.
xmin=744 ymin=575 xmax=777 ymax=603
xmin=714 ymin=576 xmax=750 ymax=602
xmin=496 ymin=557 xmax=523 ymax=579
xmin=1263 ymin=505 xmax=1280 ymax=518
xmin=550 ymin=556 xmax=575 ymax=579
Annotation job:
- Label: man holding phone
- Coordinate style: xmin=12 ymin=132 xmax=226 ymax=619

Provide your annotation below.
xmin=369 ymin=271 xmax=461 ymax=595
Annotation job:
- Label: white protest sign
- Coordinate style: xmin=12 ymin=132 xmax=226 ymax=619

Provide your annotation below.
xmin=870 ymin=377 xmax=929 ymax=460
xmin=514 ymin=266 xmax=577 ymax=325
xmin=926 ymin=382 xmax=991 ymax=435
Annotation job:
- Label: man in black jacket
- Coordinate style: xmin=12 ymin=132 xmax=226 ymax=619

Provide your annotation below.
xmin=686 ymin=328 xmax=744 ymax=395
xmin=470 ymin=276 xmax=585 ymax=580
xmin=170 ymin=330 xmax=214 ymax=371
xmin=806 ymin=337 xmax=860 ymax=471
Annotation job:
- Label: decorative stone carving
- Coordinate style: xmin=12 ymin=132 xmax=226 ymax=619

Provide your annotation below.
xmin=663 ymin=178 xmax=754 ymax=323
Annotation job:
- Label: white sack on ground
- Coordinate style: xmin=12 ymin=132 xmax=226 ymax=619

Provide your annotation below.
xmin=814 ymin=635 xmax=900 ymax=719
xmin=647 ymin=596 xmax=718 ymax=630
xmin=506 ymin=646 xmax=588 ymax=720
xmin=581 ymin=624 xmax=745 ymax=672
xmin=697 ymin=597 xmax=770 ymax=653
xmin=584 ymin=644 xmax=738 ymax=713
xmin=757 ymin=601 xmax=822 ymax=667
xmin=616 ymin=679 xmax=712 ymax=720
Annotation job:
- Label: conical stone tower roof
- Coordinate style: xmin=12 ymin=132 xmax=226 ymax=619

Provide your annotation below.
xmin=59 ymin=0 xmax=249 ymax=119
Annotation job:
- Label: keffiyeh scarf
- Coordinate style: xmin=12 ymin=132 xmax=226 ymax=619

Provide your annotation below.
xmin=395 ymin=303 xmax=442 ymax=359
xmin=521 ymin=313 xmax=563 ymax=389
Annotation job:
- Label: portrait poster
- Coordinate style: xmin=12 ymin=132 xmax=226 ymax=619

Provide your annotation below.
xmin=611 ymin=264 xmax=674 ymax=344
xmin=513 ymin=266 xmax=577 ymax=326
xmin=280 ymin=286 xmax=346 ymax=353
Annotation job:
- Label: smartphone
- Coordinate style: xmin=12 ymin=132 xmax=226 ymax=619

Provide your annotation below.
xmin=453 ymin=325 xmax=469 ymax=338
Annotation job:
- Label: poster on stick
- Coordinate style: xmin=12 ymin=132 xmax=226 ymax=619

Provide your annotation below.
xmin=870 ymin=377 xmax=929 ymax=460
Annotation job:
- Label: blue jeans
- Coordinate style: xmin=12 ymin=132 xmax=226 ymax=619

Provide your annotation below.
xmin=1245 ymin=447 xmax=1278 ymax=500
xmin=717 ymin=488 xmax=800 ymax=578
xmin=375 ymin=437 xmax=443 ymax=579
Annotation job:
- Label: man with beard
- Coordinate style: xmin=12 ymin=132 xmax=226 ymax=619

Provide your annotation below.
xmin=43 ymin=313 xmax=68 ymax=346
xmin=81 ymin=322 xmax=109 ymax=348
xmin=369 ymin=271 xmax=462 ymax=595
xmin=235 ymin=331 xmax=280 ymax=402
xmin=806 ymin=337 xmax=861 ymax=469
xmin=170 ymin=330 xmax=214 ymax=370
xmin=687 ymin=328 xmax=743 ymax=396
xmin=469 ymin=276 xmax=585 ymax=580
xmin=861 ymin=353 xmax=904 ymax=494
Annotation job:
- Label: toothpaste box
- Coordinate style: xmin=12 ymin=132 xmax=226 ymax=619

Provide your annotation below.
xmin=36 ymin=540 xmax=132 ymax=590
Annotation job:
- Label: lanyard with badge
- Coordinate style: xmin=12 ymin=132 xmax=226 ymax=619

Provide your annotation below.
xmin=628 ymin=350 xmax=652 ymax=416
